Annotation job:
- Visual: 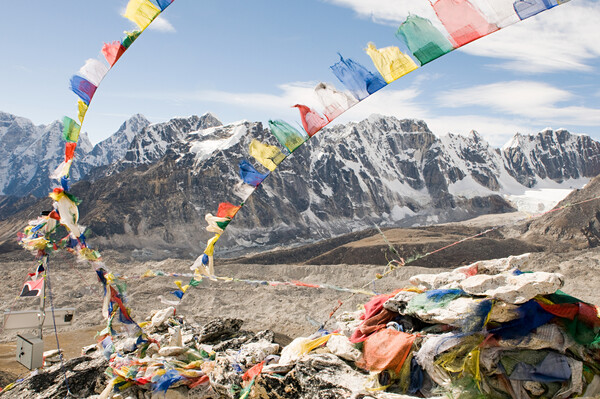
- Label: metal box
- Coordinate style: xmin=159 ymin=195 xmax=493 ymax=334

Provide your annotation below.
xmin=16 ymin=333 xmax=43 ymax=370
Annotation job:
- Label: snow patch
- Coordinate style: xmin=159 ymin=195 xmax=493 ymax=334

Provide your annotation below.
xmin=390 ymin=205 xmax=415 ymax=221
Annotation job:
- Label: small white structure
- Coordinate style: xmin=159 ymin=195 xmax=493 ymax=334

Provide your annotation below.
xmin=16 ymin=333 xmax=44 ymax=370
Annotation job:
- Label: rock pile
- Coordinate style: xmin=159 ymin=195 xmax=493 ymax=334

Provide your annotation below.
xmin=1 ymin=253 xmax=600 ymax=398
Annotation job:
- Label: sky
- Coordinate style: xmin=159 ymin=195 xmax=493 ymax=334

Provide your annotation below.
xmin=0 ymin=0 xmax=598 ymax=147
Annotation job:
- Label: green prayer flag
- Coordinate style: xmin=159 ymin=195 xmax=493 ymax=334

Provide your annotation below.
xmin=268 ymin=120 xmax=308 ymax=153
xmin=62 ymin=117 xmax=81 ymax=143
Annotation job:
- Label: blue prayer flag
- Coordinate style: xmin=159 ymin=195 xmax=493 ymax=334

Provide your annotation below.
xmin=239 ymin=160 xmax=268 ymax=187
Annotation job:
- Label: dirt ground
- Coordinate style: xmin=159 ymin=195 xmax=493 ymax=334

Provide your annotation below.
xmin=2 ymin=250 xmax=600 ymax=381
xmin=1 ymin=212 xmax=600 ymax=386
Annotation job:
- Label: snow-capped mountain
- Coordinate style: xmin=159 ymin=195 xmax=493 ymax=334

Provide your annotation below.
xmin=121 ymin=113 xmax=222 ymax=166
xmin=503 ymin=129 xmax=600 ymax=187
xmin=2 ymin=112 xmax=599 ymax=258
xmin=0 ymin=112 xmax=150 ymax=198
xmin=84 ymin=114 xmax=151 ymax=167
xmin=0 ymin=111 xmax=94 ymax=197
xmin=66 ymin=115 xmax=600 ymax=257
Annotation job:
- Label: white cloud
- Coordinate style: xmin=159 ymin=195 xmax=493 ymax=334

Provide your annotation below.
xmin=324 ymin=0 xmax=435 ymax=26
xmin=149 ymin=15 xmax=175 ymax=32
xmin=324 ymin=0 xmax=600 ymax=73
xmin=462 ymin=1 xmax=600 ymax=72
xmin=436 ymin=80 xmax=600 ymax=127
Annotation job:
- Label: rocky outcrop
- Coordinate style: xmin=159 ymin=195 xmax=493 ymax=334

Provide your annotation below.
xmin=0 ymin=356 xmax=108 ymax=399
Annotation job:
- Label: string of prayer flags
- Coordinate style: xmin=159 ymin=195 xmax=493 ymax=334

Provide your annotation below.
xmin=268 ymin=120 xmax=308 ymax=153
xmin=314 ymin=82 xmax=358 ymax=122
xmin=78 ymin=58 xmax=109 ymax=87
xmin=70 ymin=76 xmax=97 ymax=105
xmin=365 ymin=43 xmax=418 ymax=84
xmin=20 ymin=278 xmax=44 ymax=297
xmin=430 ymin=0 xmax=498 ymax=48
xmin=293 ymin=104 xmax=328 ymax=137
xmin=62 ymin=117 xmax=81 ymax=143
xmin=395 ymin=15 xmax=454 ymax=65
xmin=239 ymin=160 xmax=268 ymax=187
xmin=330 ymin=54 xmax=386 ymax=101
xmin=102 ymin=41 xmax=127 ymax=67
xmin=249 ymin=139 xmax=286 ymax=171
xmin=123 ymin=0 xmax=161 ymax=31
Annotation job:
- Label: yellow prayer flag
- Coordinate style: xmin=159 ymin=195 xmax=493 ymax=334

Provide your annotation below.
xmin=123 ymin=0 xmax=160 ymax=31
xmin=204 ymin=234 xmax=221 ymax=256
xmin=365 ymin=43 xmax=418 ymax=83
xmin=77 ymin=100 xmax=88 ymax=124
xmin=249 ymin=139 xmax=286 ymax=172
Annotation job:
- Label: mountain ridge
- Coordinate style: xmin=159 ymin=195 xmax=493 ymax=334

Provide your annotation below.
xmin=1 ymin=112 xmax=599 ymax=259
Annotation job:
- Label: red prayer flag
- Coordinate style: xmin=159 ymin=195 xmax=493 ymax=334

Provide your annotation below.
xmin=293 ymin=104 xmax=328 ymax=137
xmin=242 ymin=361 xmax=265 ymax=382
xmin=357 ymin=329 xmax=416 ymax=373
xmin=217 ymin=202 xmax=241 ymax=219
xmin=102 ymin=41 xmax=126 ymax=66
xmin=65 ymin=142 xmax=77 ymax=161
xmin=20 ymin=278 xmax=44 ymax=297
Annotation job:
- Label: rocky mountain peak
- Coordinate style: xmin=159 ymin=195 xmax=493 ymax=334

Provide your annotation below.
xmin=197 ymin=112 xmax=223 ymax=129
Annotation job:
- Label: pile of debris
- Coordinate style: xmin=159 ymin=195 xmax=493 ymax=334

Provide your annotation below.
xmin=2 ymin=253 xmax=600 ymax=398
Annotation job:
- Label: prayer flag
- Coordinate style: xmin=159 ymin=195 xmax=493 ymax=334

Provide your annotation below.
xmin=431 ymin=0 xmax=498 ymax=48
xmin=122 ymin=30 xmax=141 ymax=49
xmin=268 ymin=120 xmax=308 ymax=153
xmin=468 ymin=0 xmax=520 ymax=28
xmin=396 ymin=15 xmax=454 ymax=65
xmin=62 ymin=117 xmax=81 ymax=143
xmin=156 ymin=0 xmax=174 ymax=10
xmin=78 ymin=58 xmax=109 ymax=86
xmin=70 ymin=76 xmax=97 ymax=105
xmin=293 ymin=104 xmax=328 ymax=137
xmin=204 ymin=234 xmax=221 ymax=257
xmin=330 ymin=54 xmax=386 ymax=100
xmin=314 ymin=82 xmax=358 ymax=122
xmin=249 ymin=139 xmax=286 ymax=171
xmin=102 ymin=41 xmax=126 ymax=66
xmin=239 ymin=160 xmax=268 ymax=187
xmin=513 ymin=0 xmax=562 ymax=20
xmin=365 ymin=43 xmax=418 ymax=83
xmin=77 ymin=100 xmax=88 ymax=124
xmin=217 ymin=202 xmax=242 ymax=219
xmin=20 ymin=279 xmax=44 ymax=297
xmin=123 ymin=0 xmax=161 ymax=30
xmin=65 ymin=142 xmax=77 ymax=161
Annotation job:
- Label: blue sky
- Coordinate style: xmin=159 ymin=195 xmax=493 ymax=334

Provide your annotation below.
xmin=0 ymin=0 xmax=598 ymax=147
